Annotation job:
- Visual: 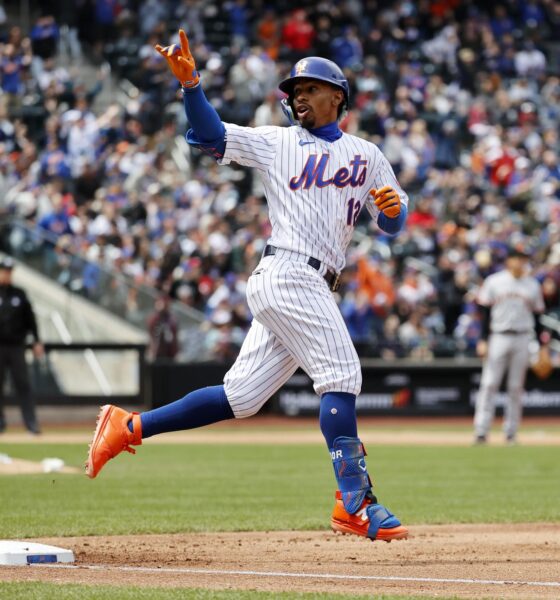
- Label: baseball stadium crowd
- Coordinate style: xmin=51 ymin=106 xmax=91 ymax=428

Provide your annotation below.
xmin=1 ymin=0 xmax=560 ymax=361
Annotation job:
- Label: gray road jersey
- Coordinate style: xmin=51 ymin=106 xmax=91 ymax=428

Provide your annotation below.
xmin=477 ymin=269 xmax=545 ymax=333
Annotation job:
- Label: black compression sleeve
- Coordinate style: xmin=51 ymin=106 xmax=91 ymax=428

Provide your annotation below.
xmin=479 ymin=304 xmax=490 ymax=340
xmin=534 ymin=312 xmax=544 ymax=341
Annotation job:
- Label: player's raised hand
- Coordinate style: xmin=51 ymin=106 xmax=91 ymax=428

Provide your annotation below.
xmin=369 ymin=186 xmax=401 ymax=218
xmin=155 ymin=29 xmax=200 ymax=88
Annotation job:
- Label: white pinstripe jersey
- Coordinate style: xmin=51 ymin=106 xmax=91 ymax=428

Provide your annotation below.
xmin=219 ymin=123 xmax=408 ymax=272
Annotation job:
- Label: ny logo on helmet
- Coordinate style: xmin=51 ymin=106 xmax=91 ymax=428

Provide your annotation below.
xmin=295 ymin=60 xmax=308 ymax=75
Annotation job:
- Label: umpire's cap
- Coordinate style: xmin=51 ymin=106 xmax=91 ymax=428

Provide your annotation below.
xmin=0 ymin=256 xmax=15 ymax=270
xmin=279 ymin=57 xmax=349 ymax=114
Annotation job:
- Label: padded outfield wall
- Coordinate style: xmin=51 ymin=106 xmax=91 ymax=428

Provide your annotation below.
xmin=149 ymin=360 xmax=560 ymax=416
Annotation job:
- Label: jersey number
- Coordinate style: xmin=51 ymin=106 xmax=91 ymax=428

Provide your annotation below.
xmin=346 ymin=198 xmax=361 ymax=226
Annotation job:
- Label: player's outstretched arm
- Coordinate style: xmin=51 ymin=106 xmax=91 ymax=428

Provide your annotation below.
xmin=155 ymin=29 xmax=225 ymax=157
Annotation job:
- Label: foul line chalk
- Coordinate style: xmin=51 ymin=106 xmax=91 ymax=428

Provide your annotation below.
xmin=34 ymin=563 xmax=560 ymax=588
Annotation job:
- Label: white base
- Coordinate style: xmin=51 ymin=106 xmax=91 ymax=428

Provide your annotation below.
xmin=0 ymin=541 xmax=74 ymax=565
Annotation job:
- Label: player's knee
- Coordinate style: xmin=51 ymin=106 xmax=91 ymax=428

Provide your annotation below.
xmin=238 ymin=407 xmax=260 ymax=419
xmin=228 ymin=399 xmax=264 ymax=419
xmin=224 ymin=384 xmax=268 ymax=419
xmin=354 ymin=368 xmax=363 ymax=392
xmin=344 ymin=362 xmax=362 ymax=394
xmin=479 ymin=383 xmax=497 ymax=394
xmin=317 ymin=369 xmax=362 ymax=396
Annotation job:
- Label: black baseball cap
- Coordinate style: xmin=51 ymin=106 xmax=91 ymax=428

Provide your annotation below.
xmin=0 ymin=257 xmax=15 ymax=270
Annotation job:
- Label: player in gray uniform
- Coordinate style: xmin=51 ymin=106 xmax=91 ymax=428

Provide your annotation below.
xmin=474 ymin=248 xmax=545 ymax=444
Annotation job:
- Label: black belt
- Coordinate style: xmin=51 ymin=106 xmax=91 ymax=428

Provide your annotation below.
xmin=493 ymin=330 xmax=531 ymax=335
xmin=263 ymin=245 xmax=341 ymax=292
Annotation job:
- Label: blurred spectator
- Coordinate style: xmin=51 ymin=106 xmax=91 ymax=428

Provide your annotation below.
xmin=340 ymin=290 xmax=379 ymax=354
xmin=228 ymin=0 xmax=251 ymax=48
xmin=398 ymin=309 xmax=433 ymax=359
xmin=256 ymin=9 xmax=280 ymax=59
xmin=0 ymin=5 xmax=6 ymax=37
xmin=253 ymin=91 xmax=284 ymax=127
xmin=330 ymin=26 xmax=363 ymax=69
xmin=147 ymin=295 xmax=179 ymax=361
xmin=38 ymin=194 xmax=73 ymax=236
xmin=94 ymin=0 xmax=118 ymax=42
xmin=515 ymin=41 xmax=546 ymax=77
xmin=54 ymin=0 xmax=82 ymax=61
xmin=139 ymin=0 xmax=169 ymax=37
xmin=30 ymin=15 xmax=59 ymax=61
xmin=281 ymin=9 xmax=314 ymax=61
xmin=1 ymin=43 xmax=28 ymax=101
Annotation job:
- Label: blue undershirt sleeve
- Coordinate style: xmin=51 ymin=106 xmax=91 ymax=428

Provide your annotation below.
xmin=182 ymin=85 xmax=226 ymax=159
xmin=377 ymin=204 xmax=408 ymax=235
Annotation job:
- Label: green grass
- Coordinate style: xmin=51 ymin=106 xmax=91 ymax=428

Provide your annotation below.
xmin=0 ymin=442 xmax=558 ymax=538
xmin=0 ymin=582 xmax=466 ymax=600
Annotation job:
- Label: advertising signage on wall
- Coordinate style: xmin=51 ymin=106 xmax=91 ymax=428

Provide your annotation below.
xmin=276 ymin=364 xmax=560 ymax=416
xmin=149 ymin=361 xmax=560 ymax=415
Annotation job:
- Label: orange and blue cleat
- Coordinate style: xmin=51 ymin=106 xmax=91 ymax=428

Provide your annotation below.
xmin=329 ymin=436 xmax=408 ymax=542
xmin=331 ymin=489 xmax=409 ymax=542
xmin=85 ymin=405 xmax=142 ymax=478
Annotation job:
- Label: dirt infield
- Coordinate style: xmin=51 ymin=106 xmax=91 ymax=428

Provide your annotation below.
xmin=2 ymin=414 xmax=560 ymax=447
xmin=2 ymin=427 xmax=560 ymax=447
xmin=1 ymin=524 xmax=559 ymax=599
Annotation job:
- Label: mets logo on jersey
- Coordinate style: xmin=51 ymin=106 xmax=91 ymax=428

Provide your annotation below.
xmin=289 ymin=154 xmax=367 ymax=190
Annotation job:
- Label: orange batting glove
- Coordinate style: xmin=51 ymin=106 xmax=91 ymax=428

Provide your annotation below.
xmin=155 ymin=29 xmax=200 ymax=88
xmin=369 ymin=185 xmax=401 ymax=218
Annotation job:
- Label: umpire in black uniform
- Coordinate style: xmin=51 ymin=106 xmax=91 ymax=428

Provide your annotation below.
xmin=0 ymin=257 xmax=43 ymax=434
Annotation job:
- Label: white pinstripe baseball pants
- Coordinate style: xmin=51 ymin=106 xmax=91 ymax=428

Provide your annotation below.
xmin=224 ymin=249 xmax=362 ymax=418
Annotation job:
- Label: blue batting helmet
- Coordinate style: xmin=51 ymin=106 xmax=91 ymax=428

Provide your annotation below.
xmin=279 ymin=57 xmax=349 ymax=121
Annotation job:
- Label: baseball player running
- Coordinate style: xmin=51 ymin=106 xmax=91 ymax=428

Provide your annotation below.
xmin=86 ymin=30 xmax=409 ymax=542
xmin=474 ymin=248 xmax=545 ymax=444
